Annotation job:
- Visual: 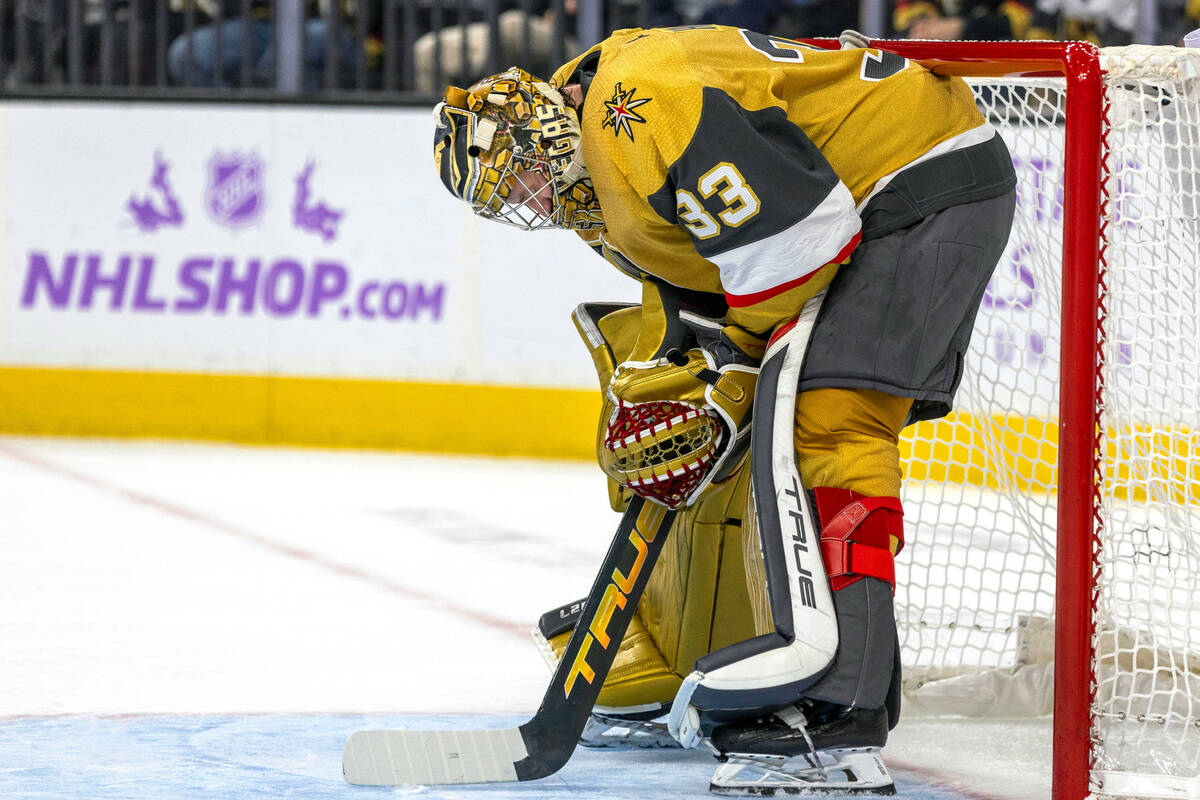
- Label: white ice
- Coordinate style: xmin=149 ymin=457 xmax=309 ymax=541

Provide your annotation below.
xmin=0 ymin=435 xmax=1052 ymax=799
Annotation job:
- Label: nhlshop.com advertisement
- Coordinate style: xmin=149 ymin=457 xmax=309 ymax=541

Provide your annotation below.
xmin=0 ymin=102 xmax=632 ymax=387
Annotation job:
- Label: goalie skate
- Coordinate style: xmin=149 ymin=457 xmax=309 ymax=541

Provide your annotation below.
xmin=580 ymin=706 xmax=681 ymax=749
xmin=708 ymin=705 xmax=895 ymax=796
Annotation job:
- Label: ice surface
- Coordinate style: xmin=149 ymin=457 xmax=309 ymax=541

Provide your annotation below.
xmin=0 ymin=714 xmax=1018 ymax=800
xmin=0 ymin=436 xmax=1052 ymax=799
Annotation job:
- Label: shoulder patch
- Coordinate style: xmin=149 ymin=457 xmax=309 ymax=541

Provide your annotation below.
xmin=601 ymin=82 xmax=652 ymax=142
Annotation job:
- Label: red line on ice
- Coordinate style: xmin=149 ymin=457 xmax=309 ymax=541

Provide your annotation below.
xmin=0 ymin=440 xmax=529 ymax=641
xmin=888 ymin=757 xmax=1026 ymax=800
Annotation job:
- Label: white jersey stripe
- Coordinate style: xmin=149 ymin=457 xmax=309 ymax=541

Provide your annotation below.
xmin=712 ymin=180 xmax=861 ymax=301
xmin=855 ymin=121 xmax=999 ymax=212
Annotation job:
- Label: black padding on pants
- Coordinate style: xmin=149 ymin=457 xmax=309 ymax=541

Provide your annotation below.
xmin=799 ymin=189 xmax=1017 ymax=424
xmin=859 ymin=133 xmax=1017 ymax=240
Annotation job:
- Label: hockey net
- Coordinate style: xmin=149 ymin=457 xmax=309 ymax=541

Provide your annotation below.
xmin=893 ymin=43 xmax=1200 ymax=798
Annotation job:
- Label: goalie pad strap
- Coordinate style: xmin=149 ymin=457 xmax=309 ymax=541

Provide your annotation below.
xmin=813 ymin=488 xmax=903 ymax=592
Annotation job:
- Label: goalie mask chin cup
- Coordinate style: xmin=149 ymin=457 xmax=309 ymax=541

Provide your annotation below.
xmin=433 ymin=67 xmax=604 ymax=232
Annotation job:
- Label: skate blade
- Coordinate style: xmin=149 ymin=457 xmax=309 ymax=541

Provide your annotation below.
xmin=709 ymin=747 xmax=895 ymax=796
xmin=578 ymin=714 xmax=681 ymax=750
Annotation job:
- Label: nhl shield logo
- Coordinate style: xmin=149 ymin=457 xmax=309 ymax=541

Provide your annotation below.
xmin=205 ymin=151 xmax=265 ymax=228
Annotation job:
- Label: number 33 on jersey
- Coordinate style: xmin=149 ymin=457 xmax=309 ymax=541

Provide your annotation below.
xmin=551 ymin=26 xmax=992 ymax=332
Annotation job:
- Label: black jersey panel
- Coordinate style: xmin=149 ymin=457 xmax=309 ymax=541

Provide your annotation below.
xmin=647 ymin=87 xmax=843 ymax=259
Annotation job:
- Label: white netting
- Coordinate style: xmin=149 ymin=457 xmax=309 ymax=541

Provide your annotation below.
xmin=898 ymin=75 xmax=1065 ymax=703
xmin=894 ymin=46 xmax=1200 ymax=797
xmin=1092 ymin=45 xmax=1200 ymax=797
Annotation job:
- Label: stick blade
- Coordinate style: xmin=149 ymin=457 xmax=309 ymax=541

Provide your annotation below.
xmin=343 ymin=727 xmax=529 ymax=786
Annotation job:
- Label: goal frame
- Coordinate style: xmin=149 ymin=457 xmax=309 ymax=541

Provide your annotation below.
xmin=805 ymin=38 xmax=1106 ymax=800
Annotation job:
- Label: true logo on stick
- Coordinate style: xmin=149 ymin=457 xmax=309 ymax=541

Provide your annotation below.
xmin=564 ymin=501 xmax=667 ymax=697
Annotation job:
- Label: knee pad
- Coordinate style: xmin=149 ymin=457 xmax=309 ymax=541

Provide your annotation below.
xmin=812 ymin=487 xmax=904 ymax=590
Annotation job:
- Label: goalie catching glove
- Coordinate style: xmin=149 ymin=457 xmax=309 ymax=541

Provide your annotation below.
xmin=600 ymin=318 xmax=764 ymax=509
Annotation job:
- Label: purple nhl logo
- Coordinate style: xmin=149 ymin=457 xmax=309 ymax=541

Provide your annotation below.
xmin=127 ymin=151 xmax=184 ymax=233
xmin=205 ymin=150 xmax=265 ymax=228
xmin=292 ymin=161 xmax=344 ymax=242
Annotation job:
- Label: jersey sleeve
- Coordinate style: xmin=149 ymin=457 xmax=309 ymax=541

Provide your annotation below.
xmin=646 ymin=87 xmax=862 ymax=333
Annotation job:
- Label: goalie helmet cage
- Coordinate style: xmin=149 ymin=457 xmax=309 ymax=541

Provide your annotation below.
xmin=803 ymin=38 xmax=1200 ymax=800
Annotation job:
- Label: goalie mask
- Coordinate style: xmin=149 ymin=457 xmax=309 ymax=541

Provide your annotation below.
xmin=433 ymin=67 xmax=604 ymax=231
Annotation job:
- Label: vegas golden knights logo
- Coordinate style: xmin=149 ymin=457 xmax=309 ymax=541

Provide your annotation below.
xmin=601 ymin=83 xmax=651 ymax=142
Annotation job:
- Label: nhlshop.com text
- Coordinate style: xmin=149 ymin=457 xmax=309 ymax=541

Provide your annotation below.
xmin=19 ymin=251 xmax=445 ymax=322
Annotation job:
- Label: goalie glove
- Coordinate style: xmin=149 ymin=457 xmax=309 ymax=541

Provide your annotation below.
xmin=601 ymin=318 xmax=764 ymax=509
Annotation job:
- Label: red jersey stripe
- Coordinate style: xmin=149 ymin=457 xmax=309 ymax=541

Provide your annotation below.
xmin=724 ymin=231 xmax=862 ymax=309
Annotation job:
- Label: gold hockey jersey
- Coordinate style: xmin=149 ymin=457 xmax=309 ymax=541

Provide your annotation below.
xmin=551 ymin=26 xmax=995 ymax=333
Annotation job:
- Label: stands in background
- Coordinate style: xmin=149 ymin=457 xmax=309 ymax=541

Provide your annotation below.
xmin=0 ymin=0 xmax=1186 ymax=100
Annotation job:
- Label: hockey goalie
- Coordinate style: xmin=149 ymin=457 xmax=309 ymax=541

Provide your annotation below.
xmin=432 ymin=25 xmax=1016 ymax=796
